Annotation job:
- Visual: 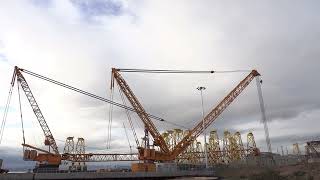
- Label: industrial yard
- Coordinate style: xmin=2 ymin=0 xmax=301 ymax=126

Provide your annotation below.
xmin=1 ymin=1 xmax=320 ymax=180
xmin=0 ymin=67 xmax=318 ymax=179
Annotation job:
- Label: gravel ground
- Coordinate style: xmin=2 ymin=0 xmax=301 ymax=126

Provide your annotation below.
xmin=216 ymin=162 xmax=320 ymax=180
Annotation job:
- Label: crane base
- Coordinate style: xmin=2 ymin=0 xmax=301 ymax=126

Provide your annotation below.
xmin=131 ymin=163 xmax=156 ymax=172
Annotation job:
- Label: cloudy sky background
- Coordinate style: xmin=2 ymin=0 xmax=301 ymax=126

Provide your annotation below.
xmin=0 ymin=0 xmax=320 ymax=169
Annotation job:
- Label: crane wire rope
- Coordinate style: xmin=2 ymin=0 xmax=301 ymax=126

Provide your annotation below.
xmin=18 ymin=68 xmax=164 ymax=122
xmin=117 ymin=85 xmax=140 ymax=148
xmin=17 ymin=81 xmax=26 ymax=146
xmin=117 ymin=69 xmax=251 ymax=74
xmin=123 ymin=122 xmax=132 ymax=154
xmin=0 ymin=83 xmax=14 ymax=144
xmin=106 ymin=86 xmax=114 ymax=149
xmin=20 ymin=68 xmax=187 ymax=130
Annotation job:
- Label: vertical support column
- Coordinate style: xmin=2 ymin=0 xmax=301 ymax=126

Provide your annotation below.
xmin=255 ymin=77 xmax=272 ymax=153
xmin=198 ymin=87 xmax=208 ymax=168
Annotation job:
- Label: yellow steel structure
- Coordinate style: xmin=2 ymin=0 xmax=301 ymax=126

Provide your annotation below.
xmin=234 ymin=132 xmax=245 ymax=159
xmin=224 ymin=131 xmax=240 ymax=162
xmin=247 ymin=132 xmax=260 ymax=156
xmin=162 ymin=129 xmax=260 ymax=165
xmin=292 ymin=143 xmax=301 ymax=155
xmin=208 ymin=130 xmax=222 ymax=164
xmin=222 ymin=131 xmax=231 ymax=163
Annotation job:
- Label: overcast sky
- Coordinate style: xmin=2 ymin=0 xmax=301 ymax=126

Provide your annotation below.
xmin=0 ymin=0 xmax=320 ymax=170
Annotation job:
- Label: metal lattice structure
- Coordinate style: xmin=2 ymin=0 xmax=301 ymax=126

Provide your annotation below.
xmin=112 ymin=69 xmax=169 ymax=154
xmin=222 ymin=131 xmax=231 ymax=163
xmin=63 ymin=153 xmax=139 ymax=162
xmin=75 ymin=138 xmax=85 ymax=154
xmin=305 ymin=141 xmax=320 ymax=158
xmin=63 ymin=137 xmax=75 ymax=154
xmin=247 ymin=132 xmax=259 ymax=156
xmin=292 ymin=143 xmax=301 ymax=155
xmin=15 ymin=67 xmax=59 ymax=154
xmin=113 ymin=69 xmax=261 ymax=161
xmin=208 ymin=130 xmax=222 ymax=164
xmin=234 ymin=132 xmax=245 ymax=159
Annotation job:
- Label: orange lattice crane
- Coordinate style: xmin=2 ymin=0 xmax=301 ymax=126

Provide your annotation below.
xmin=3 ymin=67 xmax=162 ymax=171
xmin=111 ymin=68 xmax=260 ymax=162
xmin=10 ymin=67 xmax=62 ymax=170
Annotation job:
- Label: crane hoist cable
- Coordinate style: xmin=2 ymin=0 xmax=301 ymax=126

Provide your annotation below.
xmin=17 ymin=81 xmax=26 ymax=145
xmin=0 ymin=84 xmax=14 ymax=144
xmin=18 ymin=68 xmax=164 ymax=122
xmin=116 ymin=69 xmax=251 ymax=73
xmin=20 ymin=68 xmax=187 ymax=130
xmin=106 ymin=86 xmax=114 ymax=149
xmin=123 ymin=122 xmax=132 ymax=154
xmin=118 ymin=85 xmax=140 ymax=148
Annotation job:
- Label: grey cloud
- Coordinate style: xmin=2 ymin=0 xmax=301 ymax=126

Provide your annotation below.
xmin=71 ymin=0 xmax=124 ymax=23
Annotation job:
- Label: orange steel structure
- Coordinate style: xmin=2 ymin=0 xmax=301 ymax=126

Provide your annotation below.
xmin=111 ymin=68 xmax=261 ymax=162
xmin=10 ymin=67 xmax=142 ymax=169
xmin=6 ymin=66 xmax=261 ymax=170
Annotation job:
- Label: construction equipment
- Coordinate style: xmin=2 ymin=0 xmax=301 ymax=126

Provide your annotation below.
xmin=111 ymin=68 xmax=261 ymax=166
xmin=2 ymin=66 xmax=264 ymax=172
xmin=2 ymin=66 xmax=156 ymax=171
xmin=10 ymin=67 xmax=61 ymax=171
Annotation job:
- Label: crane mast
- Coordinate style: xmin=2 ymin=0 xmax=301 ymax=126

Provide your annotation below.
xmin=13 ymin=67 xmax=59 ymax=154
xmin=111 ymin=68 xmax=169 ymax=153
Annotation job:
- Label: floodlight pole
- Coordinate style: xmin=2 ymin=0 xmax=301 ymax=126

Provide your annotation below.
xmin=197 ymin=86 xmax=208 ymax=169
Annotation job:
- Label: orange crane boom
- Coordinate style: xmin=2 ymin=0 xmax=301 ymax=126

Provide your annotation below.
xmin=169 ymin=70 xmax=260 ymax=159
xmin=4 ymin=66 xmax=261 ymax=169
xmin=112 ymin=69 xmax=260 ymax=161
xmin=111 ymin=68 xmax=170 ymax=153
xmin=13 ymin=67 xmax=59 ymax=154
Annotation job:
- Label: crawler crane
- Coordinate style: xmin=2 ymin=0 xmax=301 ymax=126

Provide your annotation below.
xmin=2 ymin=66 xmax=264 ymax=172
xmin=111 ymin=68 xmax=261 ymax=171
xmin=2 ymin=67 xmax=152 ymax=171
